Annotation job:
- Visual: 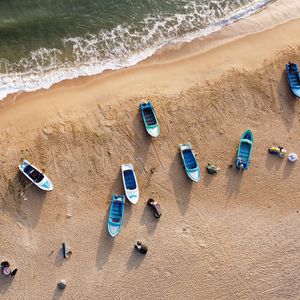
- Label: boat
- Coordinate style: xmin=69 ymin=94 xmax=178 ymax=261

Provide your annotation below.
xmin=18 ymin=159 xmax=53 ymax=191
xmin=121 ymin=163 xmax=139 ymax=204
xmin=108 ymin=194 xmax=125 ymax=237
xmin=140 ymin=101 xmax=160 ymax=137
xmin=285 ymin=62 xmax=300 ymax=98
xmin=236 ymin=129 xmax=254 ymax=170
xmin=179 ymin=143 xmax=200 ymax=182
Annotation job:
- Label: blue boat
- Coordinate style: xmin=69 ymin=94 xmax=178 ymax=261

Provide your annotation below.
xmin=236 ymin=130 xmax=254 ymax=170
xmin=108 ymin=194 xmax=125 ymax=237
xmin=18 ymin=159 xmax=53 ymax=191
xmin=140 ymin=101 xmax=160 ymax=137
xmin=179 ymin=143 xmax=200 ymax=182
xmin=285 ymin=62 xmax=300 ymax=98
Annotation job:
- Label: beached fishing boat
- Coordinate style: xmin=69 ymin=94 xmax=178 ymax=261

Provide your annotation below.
xmin=108 ymin=194 xmax=125 ymax=237
xmin=18 ymin=159 xmax=53 ymax=191
xmin=236 ymin=129 xmax=254 ymax=170
xmin=285 ymin=62 xmax=300 ymax=98
xmin=140 ymin=101 xmax=160 ymax=137
xmin=121 ymin=164 xmax=139 ymax=204
xmin=179 ymin=143 xmax=200 ymax=182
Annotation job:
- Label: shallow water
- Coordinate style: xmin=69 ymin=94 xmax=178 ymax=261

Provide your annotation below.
xmin=0 ymin=0 xmax=275 ymax=99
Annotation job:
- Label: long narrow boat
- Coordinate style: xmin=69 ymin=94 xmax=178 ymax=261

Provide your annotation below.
xmin=108 ymin=194 xmax=125 ymax=237
xmin=236 ymin=130 xmax=254 ymax=170
xmin=285 ymin=62 xmax=300 ymax=98
xmin=18 ymin=159 xmax=53 ymax=191
xmin=140 ymin=101 xmax=160 ymax=137
xmin=121 ymin=164 xmax=139 ymax=204
xmin=179 ymin=143 xmax=200 ymax=182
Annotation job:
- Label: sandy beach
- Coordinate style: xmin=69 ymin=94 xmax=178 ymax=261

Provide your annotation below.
xmin=0 ymin=2 xmax=300 ymax=299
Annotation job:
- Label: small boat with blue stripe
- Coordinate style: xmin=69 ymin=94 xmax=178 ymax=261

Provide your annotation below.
xmin=236 ymin=130 xmax=254 ymax=170
xmin=285 ymin=62 xmax=300 ymax=98
xmin=179 ymin=143 xmax=200 ymax=182
xmin=140 ymin=101 xmax=160 ymax=138
xmin=121 ymin=163 xmax=139 ymax=204
xmin=18 ymin=159 xmax=53 ymax=191
xmin=108 ymin=194 xmax=125 ymax=237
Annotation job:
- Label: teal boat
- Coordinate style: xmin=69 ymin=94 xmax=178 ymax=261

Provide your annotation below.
xmin=179 ymin=143 xmax=200 ymax=182
xmin=140 ymin=101 xmax=160 ymax=137
xmin=285 ymin=62 xmax=300 ymax=98
xmin=108 ymin=194 xmax=125 ymax=237
xmin=236 ymin=130 xmax=254 ymax=170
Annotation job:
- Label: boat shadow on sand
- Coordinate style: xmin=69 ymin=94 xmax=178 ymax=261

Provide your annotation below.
xmin=277 ymin=71 xmax=297 ymax=132
xmin=225 ymin=164 xmax=243 ymax=202
xmin=3 ymin=172 xmax=47 ymax=229
xmin=169 ymin=152 xmax=192 ymax=216
xmin=131 ymin=111 xmax=152 ymax=177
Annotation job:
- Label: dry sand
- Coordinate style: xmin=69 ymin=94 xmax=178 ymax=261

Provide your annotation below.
xmin=0 ymin=6 xmax=300 ymax=300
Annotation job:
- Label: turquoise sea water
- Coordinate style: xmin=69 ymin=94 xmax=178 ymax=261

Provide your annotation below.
xmin=0 ymin=0 xmax=274 ymax=99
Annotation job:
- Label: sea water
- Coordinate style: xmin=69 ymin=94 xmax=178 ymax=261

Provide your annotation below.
xmin=0 ymin=0 xmax=275 ymax=100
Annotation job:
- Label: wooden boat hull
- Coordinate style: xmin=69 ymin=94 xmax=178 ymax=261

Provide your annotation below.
xmin=18 ymin=159 xmax=53 ymax=191
xmin=140 ymin=101 xmax=160 ymax=138
xmin=108 ymin=194 xmax=125 ymax=237
xmin=121 ymin=164 xmax=139 ymax=204
xmin=179 ymin=143 xmax=200 ymax=182
xmin=285 ymin=64 xmax=300 ymax=98
xmin=236 ymin=130 xmax=254 ymax=170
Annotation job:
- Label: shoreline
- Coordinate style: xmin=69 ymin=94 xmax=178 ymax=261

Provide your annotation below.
xmin=1 ymin=15 xmax=300 ymax=130
xmin=1 ymin=0 xmax=300 ymax=106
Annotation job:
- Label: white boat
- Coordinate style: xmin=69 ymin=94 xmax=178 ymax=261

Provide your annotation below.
xmin=18 ymin=159 xmax=53 ymax=191
xmin=121 ymin=163 xmax=139 ymax=204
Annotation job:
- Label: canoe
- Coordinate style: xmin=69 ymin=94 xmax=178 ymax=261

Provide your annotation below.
xmin=285 ymin=63 xmax=300 ymax=98
xmin=140 ymin=101 xmax=160 ymax=137
xmin=236 ymin=129 xmax=254 ymax=170
xmin=108 ymin=194 xmax=125 ymax=237
xmin=121 ymin=163 xmax=139 ymax=204
xmin=18 ymin=159 xmax=53 ymax=191
xmin=179 ymin=143 xmax=200 ymax=182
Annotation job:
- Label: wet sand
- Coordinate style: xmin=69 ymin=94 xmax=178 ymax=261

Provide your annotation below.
xmin=0 ymin=5 xmax=300 ymax=300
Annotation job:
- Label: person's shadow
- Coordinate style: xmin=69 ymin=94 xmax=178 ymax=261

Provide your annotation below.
xmin=139 ymin=203 xmax=159 ymax=235
xmin=126 ymin=248 xmax=146 ymax=271
xmin=265 ymin=152 xmax=284 ymax=171
xmin=283 ymin=160 xmax=296 ymax=178
xmin=52 ymin=287 xmax=65 ymax=300
xmin=0 ymin=274 xmax=13 ymax=294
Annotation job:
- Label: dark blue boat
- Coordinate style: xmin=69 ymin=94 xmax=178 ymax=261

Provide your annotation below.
xmin=140 ymin=101 xmax=160 ymax=137
xmin=236 ymin=130 xmax=254 ymax=170
xmin=179 ymin=143 xmax=200 ymax=182
xmin=285 ymin=62 xmax=300 ymax=98
xmin=108 ymin=194 xmax=125 ymax=237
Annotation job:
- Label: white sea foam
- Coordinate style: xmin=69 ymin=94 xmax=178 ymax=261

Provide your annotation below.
xmin=0 ymin=0 xmax=275 ymax=100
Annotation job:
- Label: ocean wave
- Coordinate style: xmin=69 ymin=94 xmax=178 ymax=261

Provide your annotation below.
xmin=0 ymin=0 xmax=275 ymax=100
